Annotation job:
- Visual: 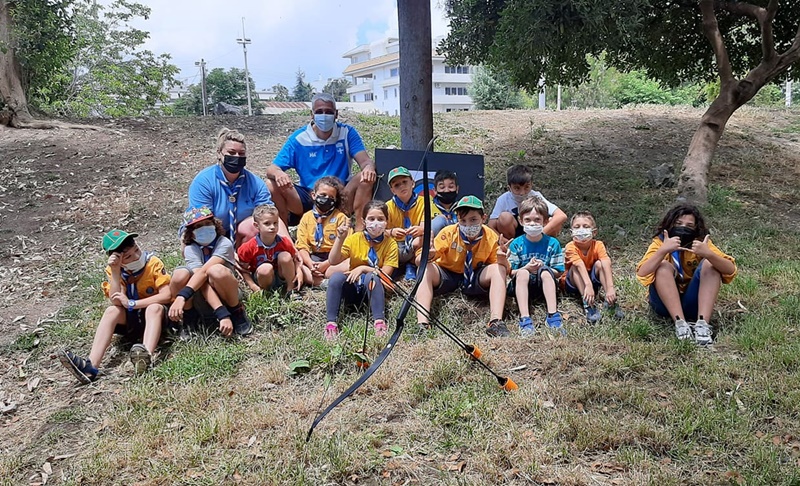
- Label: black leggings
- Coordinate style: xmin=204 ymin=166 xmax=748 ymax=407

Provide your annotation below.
xmin=325 ymin=272 xmax=385 ymax=322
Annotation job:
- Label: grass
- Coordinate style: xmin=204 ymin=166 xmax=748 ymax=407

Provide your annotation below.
xmin=7 ymin=107 xmax=800 ymax=485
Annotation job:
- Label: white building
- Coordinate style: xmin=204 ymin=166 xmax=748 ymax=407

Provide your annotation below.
xmin=342 ymin=37 xmax=475 ymax=115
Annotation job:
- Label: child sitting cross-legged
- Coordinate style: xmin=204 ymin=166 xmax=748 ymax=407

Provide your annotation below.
xmin=561 ymin=211 xmax=624 ymax=323
xmin=237 ymin=204 xmax=311 ymax=295
xmin=323 ymin=200 xmax=398 ymax=340
xmin=59 ymin=229 xmax=171 ymax=383
xmin=415 ymin=195 xmax=511 ymax=337
xmin=508 ymin=197 xmax=566 ymax=337
xmin=386 ymin=166 xmax=428 ymax=281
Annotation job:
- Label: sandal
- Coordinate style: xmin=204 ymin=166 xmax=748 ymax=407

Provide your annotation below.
xmin=374 ymin=320 xmax=388 ymax=337
xmin=324 ymin=322 xmax=339 ymax=341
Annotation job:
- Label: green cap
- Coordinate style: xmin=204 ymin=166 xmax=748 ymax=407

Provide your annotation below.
xmin=102 ymin=229 xmax=137 ymax=253
xmin=453 ymin=195 xmax=483 ymax=211
xmin=387 ymin=166 xmax=412 ymax=184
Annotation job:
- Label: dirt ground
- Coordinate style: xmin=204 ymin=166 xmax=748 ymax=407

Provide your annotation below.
xmin=1 ymin=107 xmax=799 ymax=483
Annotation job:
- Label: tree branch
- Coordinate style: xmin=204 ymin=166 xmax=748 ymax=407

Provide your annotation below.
xmin=718 ymin=0 xmax=777 ymax=62
xmin=700 ymin=0 xmax=733 ymax=85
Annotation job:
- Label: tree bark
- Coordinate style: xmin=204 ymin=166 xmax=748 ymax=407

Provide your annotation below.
xmin=0 ymin=0 xmax=35 ymax=127
xmin=398 ymin=0 xmax=433 ymax=150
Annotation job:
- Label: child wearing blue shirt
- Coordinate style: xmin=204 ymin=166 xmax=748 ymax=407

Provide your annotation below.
xmin=508 ymin=197 xmax=565 ymax=337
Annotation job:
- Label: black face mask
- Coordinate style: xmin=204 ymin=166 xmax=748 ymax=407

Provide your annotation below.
xmin=222 ymin=154 xmax=247 ymax=174
xmin=314 ymin=195 xmax=335 ymax=214
xmin=436 ymin=191 xmax=458 ymax=205
xmin=668 ymin=225 xmax=697 ymax=248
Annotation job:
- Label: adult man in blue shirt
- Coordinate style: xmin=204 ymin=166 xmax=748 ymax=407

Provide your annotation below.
xmin=266 ymin=93 xmax=377 ymax=230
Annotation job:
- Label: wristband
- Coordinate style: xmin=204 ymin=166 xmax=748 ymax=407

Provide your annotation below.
xmin=177 ymin=286 xmax=195 ymax=300
xmin=213 ymin=306 xmax=232 ymax=321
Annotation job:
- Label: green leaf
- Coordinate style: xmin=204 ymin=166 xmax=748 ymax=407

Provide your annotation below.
xmin=288 ymin=359 xmax=311 ymax=375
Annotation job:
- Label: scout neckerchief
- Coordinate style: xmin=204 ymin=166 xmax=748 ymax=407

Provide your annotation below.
xmin=313 ymin=207 xmax=335 ymax=251
xmin=361 ymin=230 xmax=383 ymax=290
xmin=256 ymin=234 xmax=281 ymax=265
xmin=201 ymin=235 xmax=220 ymax=264
xmin=121 ymin=252 xmax=152 ymax=317
xmin=458 ymin=227 xmax=484 ymax=287
xmin=217 ymin=165 xmax=247 ymax=240
xmin=392 ymin=193 xmax=419 ymax=248
xmin=433 ymin=196 xmax=456 ymax=225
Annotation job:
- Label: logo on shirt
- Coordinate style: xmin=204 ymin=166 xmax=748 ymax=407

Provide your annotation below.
xmin=336 ymin=143 xmax=344 ymax=155
xmin=310 ymin=152 xmax=318 ymax=158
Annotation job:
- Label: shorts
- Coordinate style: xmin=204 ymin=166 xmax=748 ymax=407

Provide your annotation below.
xmin=648 ymin=261 xmax=703 ymax=321
xmin=397 ymin=240 xmax=415 ymax=264
xmin=114 ymin=305 xmax=169 ymax=341
xmin=252 ymin=262 xmax=286 ymax=291
xmin=434 ymin=265 xmax=490 ymax=298
xmin=310 ymin=252 xmax=329 ymax=263
xmin=564 ymin=266 xmax=602 ymax=295
xmin=507 ymin=267 xmax=556 ymax=301
xmin=288 ymin=185 xmax=315 ymax=226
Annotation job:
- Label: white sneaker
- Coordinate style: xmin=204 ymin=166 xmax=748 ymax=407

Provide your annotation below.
xmin=693 ymin=319 xmax=713 ymax=346
xmin=675 ymin=319 xmax=693 ymax=340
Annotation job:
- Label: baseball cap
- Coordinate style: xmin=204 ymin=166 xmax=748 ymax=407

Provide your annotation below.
xmin=183 ymin=206 xmax=214 ymax=227
xmin=102 ymin=229 xmax=138 ymax=253
xmin=387 ymin=166 xmax=412 ymax=184
xmin=452 ymin=195 xmax=483 ymax=211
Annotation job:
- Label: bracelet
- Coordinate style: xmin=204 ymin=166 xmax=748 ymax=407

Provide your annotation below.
xmin=177 ymin=286 xmax=195 ymax=300
xmin=213 ymin=306 xmax=232 ymax=321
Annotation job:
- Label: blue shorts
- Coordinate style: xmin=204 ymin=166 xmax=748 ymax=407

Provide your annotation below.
xmin=434 ymin=266 xmax=490 ymax=298
xmin=288 ymin=185 xmax=314 ymax=226
xmin=252 ymin=262 xmax=286 ymax=291
xmin=507 ymin=267 xmax=555 ymax=301
xmin=648 ymin=261 xmax=704 ymax=321
xmin=564 ymin=266 xmax=602 ymax=295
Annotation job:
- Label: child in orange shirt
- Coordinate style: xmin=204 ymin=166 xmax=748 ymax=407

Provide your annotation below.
xmin=561 ymin=211 xmax=623 ymax=323
xmin=295 ymin=176 xmax=351 ymax=285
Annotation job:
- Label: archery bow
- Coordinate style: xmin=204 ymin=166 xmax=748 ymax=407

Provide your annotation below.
xmin=306 ymin=137 xmax=436 ymax=441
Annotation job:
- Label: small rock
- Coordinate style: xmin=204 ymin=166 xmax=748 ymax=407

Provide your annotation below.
xmin=646 ymin=163 xmax=676 ymax=188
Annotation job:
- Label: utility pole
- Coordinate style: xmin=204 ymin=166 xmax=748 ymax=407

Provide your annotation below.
xmin=195 ymin=58 xmax=208 ymax=116
xmin=236 ymin=17 xmax=253 ymax=116
xmin=398 ymin=0 xmax=433 ymax=150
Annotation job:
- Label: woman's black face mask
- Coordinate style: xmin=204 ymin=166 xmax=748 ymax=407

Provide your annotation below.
xmin=668 ymin=225 xmax=697 ymax=248
xmin=222 ymin=155 xmax=247 ymax=174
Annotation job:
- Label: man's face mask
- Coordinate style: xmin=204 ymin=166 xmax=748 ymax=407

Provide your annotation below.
xmin=314 ymin=113 xmax=335 ymax=132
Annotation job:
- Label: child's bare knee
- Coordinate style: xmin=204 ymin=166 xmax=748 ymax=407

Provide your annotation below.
xmin=515 ymin=269 xmax=530 ymax=282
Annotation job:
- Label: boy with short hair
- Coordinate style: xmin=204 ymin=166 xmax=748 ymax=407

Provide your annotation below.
xmin=432 ymin=169 xmax=459 ymax=236
xmin=488 ymin=164 xmax=567 ymax=240
xmin=59 ymin=230 xmax=171 ymax=384
xmin=237 ymin=204 xmax=309 ymax=294
xmin=508 ymin=197 xmax=565 ymax=336
xmin=385 ymin=166 xmax=427 ymax=280
xmin=415 ymin=195 xmax=512 ymax=337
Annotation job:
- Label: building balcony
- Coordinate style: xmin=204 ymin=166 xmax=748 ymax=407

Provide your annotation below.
xmin=347 ymin=81 xmax=374 ymax=94
xmin=433 ymin=73 xmax=473 ymax=84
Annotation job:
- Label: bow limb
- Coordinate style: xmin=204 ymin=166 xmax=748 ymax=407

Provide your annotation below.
xmin=306 ymin=138 xmax=435 ymax=441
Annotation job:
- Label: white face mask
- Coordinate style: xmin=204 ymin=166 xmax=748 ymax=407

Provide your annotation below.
xmin=459 ymin=223 xmax=482 ymax=240
xmin=523 ymin=224 xmax=544 ymax=237
xmin=512 ymin=193 xmax=528 ymax=204
xmin=194 ymin=226 xmax=217 ymax=246
xmin=365 ymin=221 xmax=386 ymax=238
xmin=123 ymin=251 xmax=147 ymax=273
xmin=572 ymin=228 xmax=593 ymax=242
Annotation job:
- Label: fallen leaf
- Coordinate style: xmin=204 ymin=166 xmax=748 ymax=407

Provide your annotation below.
xmin=541 ymin=400 xmax=555 ymax=409
xmin=28 ymin=377 xmax=41 ymax=392
xmin=381 ymin=450 xmax=394 ymax=458
xmin=723 ymin=470 xmax=745 ymax=485
xmin=659 ymin=458 xmax=672 ymax=465
xmin=50 ymin=453 xmax=77 ymax=461
xmin=576 ymin=402 xmax=585 ymax=413
xmin=232 ymin=471 xmax=242 ymax=482
xmin=773 ymin=436 xmax=784 ymax=446
xmin=755 ymin=431 xmax=765 ymax=439
xmin=42 ymin=462 xmax=52 ymax=475
xmin=247 ymin=435 xmax=257 ymax=447
xmin=445 ymin=461 xmax=466 ymax=472
xmin=447 ymin=452 xmax=461 ymax=461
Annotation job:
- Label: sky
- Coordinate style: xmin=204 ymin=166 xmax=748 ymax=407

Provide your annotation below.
xmin=119 ymin=0 xmax=451 ymax=92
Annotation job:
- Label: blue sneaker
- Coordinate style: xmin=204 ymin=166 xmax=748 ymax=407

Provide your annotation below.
xmin=585 ymin=306 xmax=601 ymax=324
xmin=545 ymin=312 xmax=566 ymax=336
xmin=404 ymin=263 xmax=417 ymax=281
xmin=58 ymin=349 xmax=98 ymax=385
xmin=518 ymin=316 xmax=535 ymax=337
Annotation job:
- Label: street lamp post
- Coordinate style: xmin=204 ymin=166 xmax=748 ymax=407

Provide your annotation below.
xmin=194 ymin=58 xmax=208 ymax=116
xmin=236 ymin=18 xmax=253 ymax=116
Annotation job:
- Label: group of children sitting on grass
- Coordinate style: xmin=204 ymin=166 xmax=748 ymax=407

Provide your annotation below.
xmin=58 ymin=164 xmax=737 ymax=385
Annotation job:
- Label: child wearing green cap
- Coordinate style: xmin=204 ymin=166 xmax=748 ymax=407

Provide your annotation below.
xmin=415 ymin=195 xmax=512 ymax=337
xmin=59 ymin=229 xmax=171 ymax=384
xmin=386 ymin=166 xmax=428 ymax=281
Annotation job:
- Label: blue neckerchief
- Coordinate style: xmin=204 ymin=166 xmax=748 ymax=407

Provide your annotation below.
xmin=660 ymin=233 xmax=684 ymax=280
xmin=458 ymin=228 xmax=484 ymax=287
xmin=433 ymin=196 xmax=456 ymax=224
xmin=361 ymin=231 xmax=384 ymax=290
xmin=121 ymin=252 xmax=151 ymax=319
xmin=312 ymin=207 xmax=334 ymax=251
xmin=200 ymin=236 xmax=220 ymax=264
xmin=217 ymin=166 xmax=247 ymax=240
xmin=392 ymin=193 xmax=419 ymax=247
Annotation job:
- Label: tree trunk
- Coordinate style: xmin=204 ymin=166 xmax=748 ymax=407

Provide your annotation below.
xmin=398 ymin=0 xmax=433 ymax=150
xmin=0 ymin=0 xmax=34 ymax=127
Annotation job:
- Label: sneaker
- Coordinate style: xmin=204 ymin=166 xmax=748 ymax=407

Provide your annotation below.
xmin=545 ymin=312 xmax=567 ymax=336
xmin=693 ymin=319 xmax=713 ymax=346
xmin=229 ymin=304 xmax=253 ymax=336
xmin=319 ymin=278 xmax=329 ymax=290
xmin=604 ymin=301 xmax=625 ymax=320
xmin=585 ymin=306 xmax=602 ymax=324
xmin=404 ymin=263 xmax=417 ymax=281
xmin=324 ymin=322 xmax=339 ymax=341
xmin=518 ymin=316 xmax=535 ymax=337
xmin=58 ymin=349 xmax=98 ymax=385
xmin=486 ymin=319 xmax=510 ymax=338
xmin=129 ymin=344 xmax=151 ymax=375
xmin=374 ymin=320 xmax=388 ymax=337
xmin=674 ymin=318 xmax=693 ymax=341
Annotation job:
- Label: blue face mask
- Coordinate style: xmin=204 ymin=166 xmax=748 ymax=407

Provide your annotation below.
xmin=194 ymin=225 xmax=217 ymax=246
xmin=314 ymin=114 xmax=335 ymax=132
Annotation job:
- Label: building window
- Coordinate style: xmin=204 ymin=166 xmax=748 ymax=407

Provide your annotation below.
xmin=390 ymin=67 xmax=399 ymax=77
xmin=365 ymin=93 xmax=374 ymax=101
xmin=394 ymin=88 xmax=398 ymax=98
xmin=383 ymin=89 xmax=388 ymax=99
xmin=445 ymin=65 xmax=470 ymax=74
xmin=445 ymin=87 xmax=469 ymax=96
